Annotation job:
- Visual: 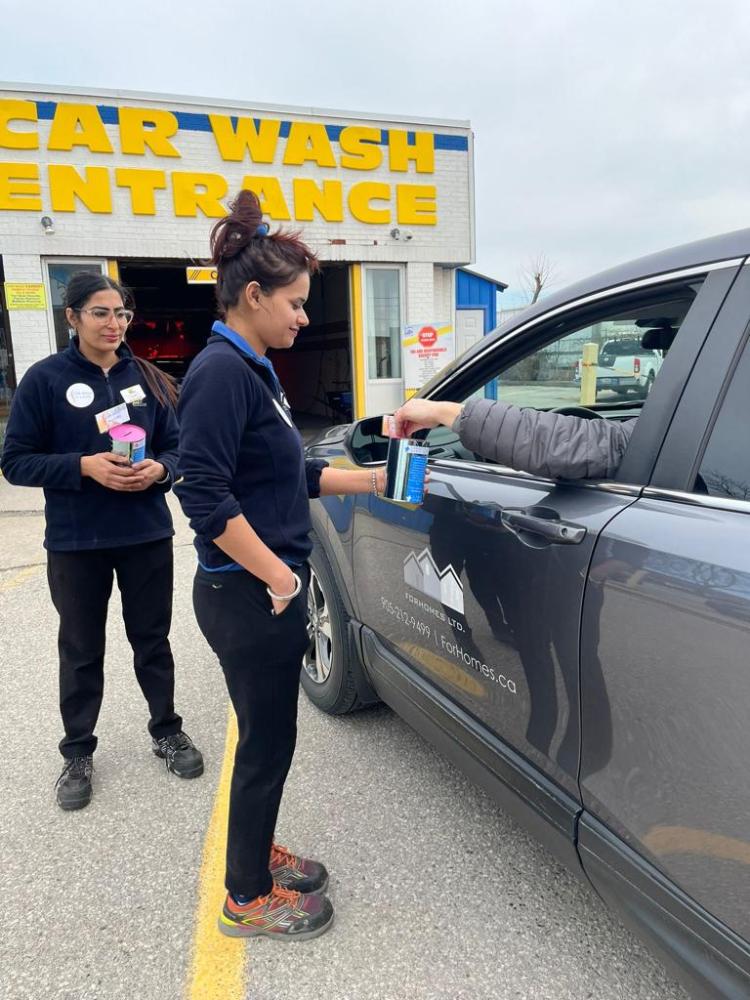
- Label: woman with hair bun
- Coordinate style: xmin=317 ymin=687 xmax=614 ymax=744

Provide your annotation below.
xmin=1 ymin=272 xmax=204 ymax=811
xmin=177 ymin=190 xmax=385 ymax=941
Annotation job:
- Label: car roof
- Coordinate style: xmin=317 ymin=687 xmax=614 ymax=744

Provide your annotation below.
xmin=427 ymin=227 xmax=750 ymax=392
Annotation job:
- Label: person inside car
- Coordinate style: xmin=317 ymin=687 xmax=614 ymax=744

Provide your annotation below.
xmin=392 ymin=397 xmax=636 ymax=480
xmin=392 ymin=325 xmax=680 ymax=480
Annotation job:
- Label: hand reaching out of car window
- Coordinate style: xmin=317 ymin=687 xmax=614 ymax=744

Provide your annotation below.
xmin=392 ymin=399 xmax=464 ymax=438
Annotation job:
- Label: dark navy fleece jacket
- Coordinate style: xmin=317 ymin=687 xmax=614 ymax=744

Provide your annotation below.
xmin=175 ymin=328 xmax=328 ymax=570
xmin=1 ymin=339 xmax=178 ymax=551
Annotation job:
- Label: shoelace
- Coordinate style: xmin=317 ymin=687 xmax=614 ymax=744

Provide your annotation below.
xmin=156 ymin=732 xmax=192 ymax=760
xmin=263 ymin=884 xmax=302 ymax=910
xmin=55 ymin=755 xmax=93 ymax=787
xmin=270 ymin=843 xmax=301 ymax=872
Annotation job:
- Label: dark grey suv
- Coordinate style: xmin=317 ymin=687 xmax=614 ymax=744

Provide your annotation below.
xmin=303 ymin=229 xmax=750 ymax=999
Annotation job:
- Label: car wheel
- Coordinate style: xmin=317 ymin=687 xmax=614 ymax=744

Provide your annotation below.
xmin=300 ymin=542 xmax=364 ymax=715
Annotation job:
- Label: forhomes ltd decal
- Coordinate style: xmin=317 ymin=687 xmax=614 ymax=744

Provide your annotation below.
xmin=403 ymin=548 xmax=464 ymax=614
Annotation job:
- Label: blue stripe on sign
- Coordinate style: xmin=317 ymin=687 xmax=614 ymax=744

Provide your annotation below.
xmin=435 ymin=135 xmax=469 ymax=151
xmin=174 ymin=111 xmax=212 ymax=131
xmin=32 ymin=101 xmax=469 ymax=151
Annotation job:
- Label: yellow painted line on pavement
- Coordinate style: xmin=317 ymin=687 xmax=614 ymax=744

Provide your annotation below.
xmin=185 ymin=710 xmax=248 ymax=1000
xmin=0 ymin=565 xmax=41 ymax=592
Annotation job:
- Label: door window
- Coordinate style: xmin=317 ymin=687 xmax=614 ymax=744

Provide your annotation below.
xmin=696 ymin=339 xmax=750 ymax=503
xmin=0 ymin=283 xmax=16 ymax=432
xmin=364 ymin=267 xmax=402 ymax=379
xmin=44 ymin=259 xmax=107 ymax=352
xmin=423 ymin=277 xmax=705 ymax=468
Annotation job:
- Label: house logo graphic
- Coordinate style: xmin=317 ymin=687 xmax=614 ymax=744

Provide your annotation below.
xmin=403 ymin=548 xmax=464 ymax=614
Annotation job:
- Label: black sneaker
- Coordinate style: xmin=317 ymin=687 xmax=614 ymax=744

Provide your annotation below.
xmin=55 ymin=755 xmax=94 ymax=811
xmin=152 ymin=731 xmax=204 ymax=778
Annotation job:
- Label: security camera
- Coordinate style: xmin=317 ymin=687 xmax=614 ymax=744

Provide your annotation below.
xmin=402 ymin=230 xmax=413 ymax=241
xmin=390 ymin=227 xmax=401 ymax=240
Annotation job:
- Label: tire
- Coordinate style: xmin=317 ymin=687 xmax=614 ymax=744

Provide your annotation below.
xmin=300 ymin=541 xmax=365 ymax=715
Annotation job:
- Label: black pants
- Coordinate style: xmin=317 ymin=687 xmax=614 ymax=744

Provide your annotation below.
xmin=47 ymin=538 xmax=182 ymax=759
xmin=193 ymin=564 xmax=310 ymax=899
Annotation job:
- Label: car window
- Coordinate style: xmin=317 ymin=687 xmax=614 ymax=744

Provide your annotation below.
xmin=423 ymin=277 xmax=705 ymax=463
xmin=695 ymin=339 xmax=750 ymax=502
xmin=489 ymin=310 xmax=676 ymax=412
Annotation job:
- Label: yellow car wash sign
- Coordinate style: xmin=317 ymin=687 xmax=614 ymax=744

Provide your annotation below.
xmin=4 ymin=281 xmax=47 ymax=309
xmin=0 ymin=98 xmax=442 ymax=227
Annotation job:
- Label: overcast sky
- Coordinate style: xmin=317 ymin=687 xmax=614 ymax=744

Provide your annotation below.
xmin=3 ymin=0 xmax=748 ymax=303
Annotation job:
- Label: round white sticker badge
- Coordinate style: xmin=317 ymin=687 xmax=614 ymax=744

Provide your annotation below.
xmin=65 ymin=383 xmax=95 ymax=408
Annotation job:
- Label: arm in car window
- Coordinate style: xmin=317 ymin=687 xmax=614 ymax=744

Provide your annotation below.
xmin=393 ymin=397 xmax=636 ymax=480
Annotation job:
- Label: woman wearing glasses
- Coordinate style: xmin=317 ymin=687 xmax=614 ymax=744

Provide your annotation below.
xmin=1 ymin=272 xmax=203 ymax=810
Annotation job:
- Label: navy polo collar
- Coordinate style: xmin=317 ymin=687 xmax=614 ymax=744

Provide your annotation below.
xmin=211 ymin=320 xmax=281 ymax=394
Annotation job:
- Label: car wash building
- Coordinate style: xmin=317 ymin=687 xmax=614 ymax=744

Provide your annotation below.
xmin=0 ymin=84 xmax=480 ymax=429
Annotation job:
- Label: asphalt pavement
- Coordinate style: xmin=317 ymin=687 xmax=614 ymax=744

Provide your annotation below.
xmin=0 ymin=477 xmax=689 ymax=1000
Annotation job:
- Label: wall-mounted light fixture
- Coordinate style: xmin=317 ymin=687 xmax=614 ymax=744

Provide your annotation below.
xmin=40 ymin=216 xmax=55 ymax=235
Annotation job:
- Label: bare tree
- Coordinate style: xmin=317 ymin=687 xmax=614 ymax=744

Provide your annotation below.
xmin=519 ymin=253 xmax=558 ymax=304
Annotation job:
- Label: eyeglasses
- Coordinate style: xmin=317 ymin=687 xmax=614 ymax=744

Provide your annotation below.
xmin=76 ymin=307 xmax=135 ymax=326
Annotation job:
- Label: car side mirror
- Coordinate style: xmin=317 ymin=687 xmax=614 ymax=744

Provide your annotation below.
xmin=345 ymin=415 xmax=389 ymax=465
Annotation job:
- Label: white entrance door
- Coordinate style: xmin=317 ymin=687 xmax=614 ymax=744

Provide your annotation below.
xmin=456 ymin=308 xmax=485 ymax=359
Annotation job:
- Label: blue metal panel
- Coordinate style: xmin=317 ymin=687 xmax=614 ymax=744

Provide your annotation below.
xmin=455 ymin=269 xmax=501 ymax=331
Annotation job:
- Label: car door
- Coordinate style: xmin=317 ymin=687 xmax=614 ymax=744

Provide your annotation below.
xmin=351 ymin=266 xmax=733 ymax=801
xmin=578 ymin=264 xmax=750 ymax=958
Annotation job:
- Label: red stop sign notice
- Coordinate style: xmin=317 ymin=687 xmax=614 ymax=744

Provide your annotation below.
xmin=418 ymin=326 xmax=438 ymax=347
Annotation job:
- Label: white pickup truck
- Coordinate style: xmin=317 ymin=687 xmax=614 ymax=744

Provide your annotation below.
xmin=575 ymin=336 xmax=663 ymax=398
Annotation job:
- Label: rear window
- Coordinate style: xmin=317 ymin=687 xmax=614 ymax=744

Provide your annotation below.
xmin=601 ymin=339 xmax=644 ymax=358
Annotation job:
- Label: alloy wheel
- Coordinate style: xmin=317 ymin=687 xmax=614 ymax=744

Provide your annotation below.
xmin=303 ymin=566 xmax=333 ymax=684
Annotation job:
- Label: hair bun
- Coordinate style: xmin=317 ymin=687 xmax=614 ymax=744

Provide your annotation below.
xmin=210 ymin=189 xmax=265 ymax=263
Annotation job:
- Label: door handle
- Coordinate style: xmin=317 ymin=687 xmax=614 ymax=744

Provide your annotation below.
xmin=500 ymin=508 xmax=587 ymax=545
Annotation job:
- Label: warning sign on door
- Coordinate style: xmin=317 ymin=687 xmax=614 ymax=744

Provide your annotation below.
xmin=401 ymin=321 xmax=454 ymax=392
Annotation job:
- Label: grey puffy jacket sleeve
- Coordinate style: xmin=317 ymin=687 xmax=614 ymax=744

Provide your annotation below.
xmin=453 ymin=398 xmax=636 ymax=480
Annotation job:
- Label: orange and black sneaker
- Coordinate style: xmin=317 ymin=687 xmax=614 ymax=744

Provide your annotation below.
xmin=270 ymin=842 xmax=329 ymax=895
xmin=218 ymin=884 xmax=334 ymax=941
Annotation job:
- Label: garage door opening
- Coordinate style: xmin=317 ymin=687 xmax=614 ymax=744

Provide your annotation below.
xmin=120 ymin=260 xmax=352 ymax=435
xmin=270 ymin=263 xmax=352 ymax=436
xmin=120 ymin=260 xmax=215 ymax=381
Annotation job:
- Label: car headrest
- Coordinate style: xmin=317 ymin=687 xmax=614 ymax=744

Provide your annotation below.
xmin=640 ymin=328 xmax=675 ymax=350
xmin=636 ymin=318 xmax=677 ymax=352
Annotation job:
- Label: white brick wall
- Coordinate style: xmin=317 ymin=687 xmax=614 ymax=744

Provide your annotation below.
xmin=3 ymin=254 xmax=53 ymax=379
xmin=405 ymin=262 xmax=434 ymax=325
xmin=433 ymin=266 xmax=454 ymax=325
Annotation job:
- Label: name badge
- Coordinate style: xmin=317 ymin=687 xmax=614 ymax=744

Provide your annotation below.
xmin=95 ymin=401 xmax=130 ymax=433
xmin=272 ymin=398 xmax=294 ymax=428
xmin=66 ymin=383 xmax=95 ymax=408
xmin=120 ymin=384 xmax=146 ymax=404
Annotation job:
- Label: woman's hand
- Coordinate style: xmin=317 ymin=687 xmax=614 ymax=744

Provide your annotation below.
xmin=81 ymin=453 xmax=136 ymax=491
xmin=267 ymin=565 xmax=298 ymax=616
xmin=129 ymin=459 xmax=167 ymax=491
xmin=392 ymin=399 xmax=463 ymax=438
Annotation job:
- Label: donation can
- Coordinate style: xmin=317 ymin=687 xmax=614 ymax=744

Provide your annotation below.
xmin=383 ymin=437 xmax=428 ymax=504
xmin=109 ymin=423 xmax=146 ymax=463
